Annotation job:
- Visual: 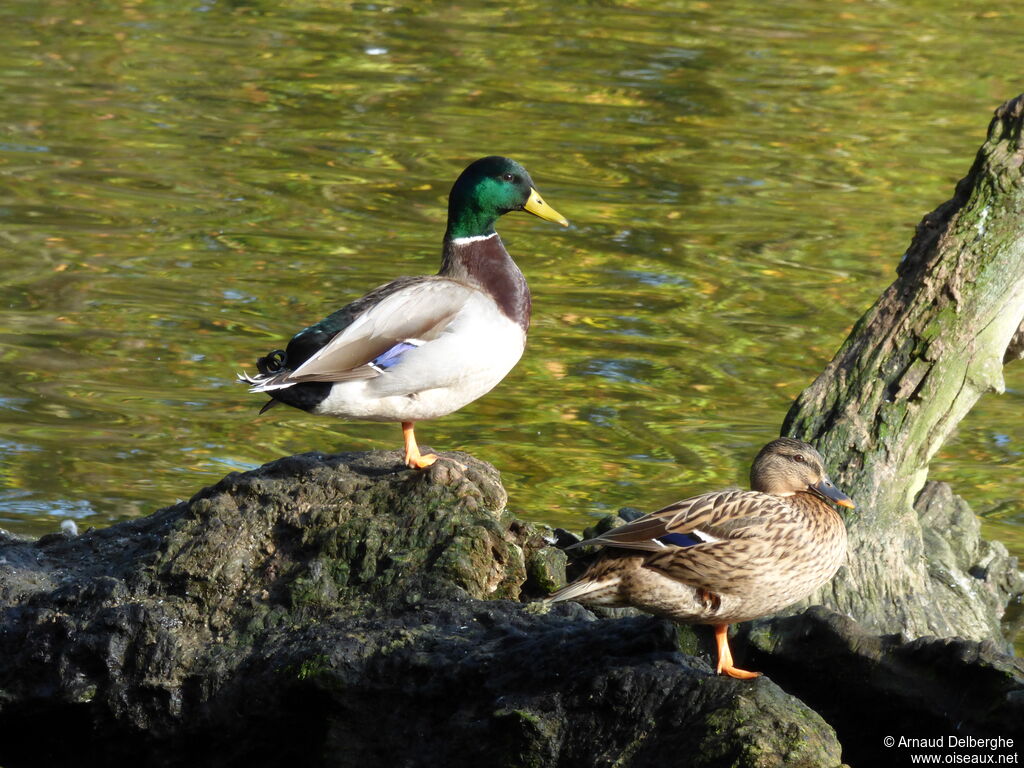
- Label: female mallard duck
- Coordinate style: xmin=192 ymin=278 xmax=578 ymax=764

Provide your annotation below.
xmin=239 ymin=156 xmax=568 ymax=468
xmin=548 ymin=437 xmax=854 ymax=679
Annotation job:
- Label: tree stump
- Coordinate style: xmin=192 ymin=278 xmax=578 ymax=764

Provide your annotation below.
xmin=784 ymin=95 xmax=1024 ymax=643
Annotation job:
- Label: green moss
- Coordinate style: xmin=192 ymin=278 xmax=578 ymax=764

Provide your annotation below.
xmin=745 ymin=623 xmax=780 ymax=655
xmin=695 ymin=695 xmax=842 ymax=768
xmin=491 ymin=707 xmax=561 ymax=768
xmin=376 ymin=628 xmax=427 ymax=656
xmin=608 ymin=719 xmax=655 ymax=768
xmin=494 ymin=542 xmax=527 ymax=600
xmin=526 ymin=546 xmax=567 ymax=594
xmin=674 ymin=624 xmax=702 ymax=657
xmin=74 ymin=683 xmax=98 ymax=703
xmin=296 ymin=654 xmax=331 ymax=681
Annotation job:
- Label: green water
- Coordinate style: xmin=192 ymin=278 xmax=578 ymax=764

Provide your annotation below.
xmin=1 ymin=0 xmax=1021 ymax=579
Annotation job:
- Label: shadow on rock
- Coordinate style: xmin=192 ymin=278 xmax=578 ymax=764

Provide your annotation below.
xmin=0 ymin=451 xmax=842 ymax=768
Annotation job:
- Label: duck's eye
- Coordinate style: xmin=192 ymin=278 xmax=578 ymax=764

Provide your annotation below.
xmin=793 ymin=454 xmax=805 ymax=463
xmin=501 ymin=173 xmax=515 ymax=182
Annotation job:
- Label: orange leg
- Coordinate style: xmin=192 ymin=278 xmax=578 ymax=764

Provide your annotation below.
xmin=713 ymin=624 xmax=760 ymax=680
xmin=402 ymin=422 xmax=437 ymax=469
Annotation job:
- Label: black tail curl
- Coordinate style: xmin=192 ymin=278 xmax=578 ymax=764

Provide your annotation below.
xmin=256 ymin=349 xmax=287 ymax=375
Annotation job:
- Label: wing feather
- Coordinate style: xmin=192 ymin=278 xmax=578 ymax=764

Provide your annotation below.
xmin=577 ymin=489 xmax=785 ymax=553
xmin=566 ymin=489 xmax=801 ymax=595
xmin=287 ymin=278 xmax=476 ymax=383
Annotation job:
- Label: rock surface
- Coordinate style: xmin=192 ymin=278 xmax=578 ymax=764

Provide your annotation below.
xmin=741 ymin=607 xmax=1024 ymax=767
xmin=0 ymin=452 xmax=1020 ymax=767
xmin=914 ymin=481 xmax=1024 ymax=645
xmin=0 ymin=451 xmax=845 ymax=768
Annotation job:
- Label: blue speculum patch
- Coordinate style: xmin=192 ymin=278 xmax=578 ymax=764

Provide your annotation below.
xmin=658 ymin=532 xmax=703 ymax=548
xmin=372 ymin=340 xmax=421 ymax=370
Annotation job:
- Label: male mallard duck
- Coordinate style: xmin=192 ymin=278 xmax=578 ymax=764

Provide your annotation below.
xmin=547 ymin=437 xmax=854 ymax=679
xmin=239 ymin=156 xmax=568 ymax=468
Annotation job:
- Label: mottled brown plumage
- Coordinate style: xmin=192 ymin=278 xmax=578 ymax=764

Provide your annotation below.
xmin=547 ymin=437 xmax=854 ymax=679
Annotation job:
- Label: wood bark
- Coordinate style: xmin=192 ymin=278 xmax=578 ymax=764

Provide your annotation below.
xmin=783 ymin=94 xmax=1024 ymax=643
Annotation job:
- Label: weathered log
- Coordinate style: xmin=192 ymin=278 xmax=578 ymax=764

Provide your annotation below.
xmin=784 ymin=95 xmax=1024 ymax=643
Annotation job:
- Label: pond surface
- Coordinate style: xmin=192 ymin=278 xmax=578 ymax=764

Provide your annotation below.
xmin=1 ymin=0 xmax=1022 ymax=582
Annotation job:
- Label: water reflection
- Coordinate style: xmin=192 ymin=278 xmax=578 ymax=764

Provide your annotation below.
xmin=0 ymin=0 xmax=1020 ymax=597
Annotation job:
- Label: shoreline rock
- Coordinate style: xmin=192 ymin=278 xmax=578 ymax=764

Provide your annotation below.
xmin=0 ymin=451 xmax=1019 ymax=767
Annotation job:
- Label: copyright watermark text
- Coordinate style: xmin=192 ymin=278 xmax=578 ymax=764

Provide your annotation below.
xmin=882 ymin=735 xmax=1018 ymax=765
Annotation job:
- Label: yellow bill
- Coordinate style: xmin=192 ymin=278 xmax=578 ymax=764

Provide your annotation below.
xmin=523 ymin=187 xmax=569 ymax=226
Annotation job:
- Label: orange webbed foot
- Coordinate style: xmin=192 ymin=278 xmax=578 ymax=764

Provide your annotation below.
xmin=717 ymin=662 xmax=762 ymax=680
xmin=713 ymin=623 xmax=761 ymax=680
xmin=405 ymin=452 xmax=438 ymax=469
xmin=402 ymin=422 xmax=438 ymax=470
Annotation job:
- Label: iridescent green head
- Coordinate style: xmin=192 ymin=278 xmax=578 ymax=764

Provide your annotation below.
xmin=445 ymin=156 xmax=568 ymax=240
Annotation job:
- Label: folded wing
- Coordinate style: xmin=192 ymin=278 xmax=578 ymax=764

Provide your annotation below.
xmin=576 ymin=489 xmax=776 ymax=553
xmin=248 ymin=278 xmax=477 ymax=390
